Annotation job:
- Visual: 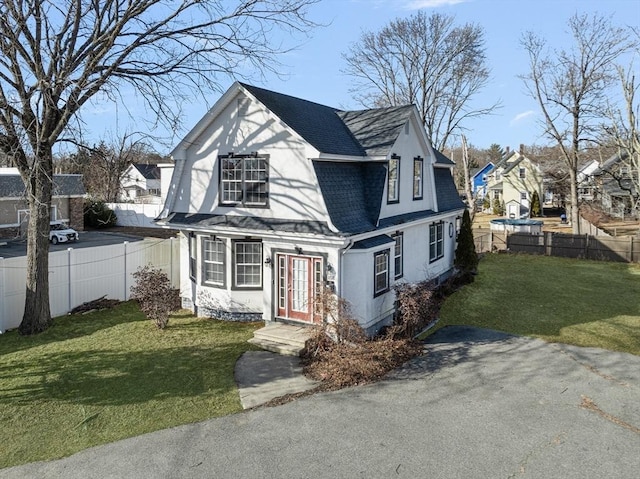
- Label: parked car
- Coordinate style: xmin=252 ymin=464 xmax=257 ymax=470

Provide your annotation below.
xmin=49 ymin=221 xmax=79 ymax=244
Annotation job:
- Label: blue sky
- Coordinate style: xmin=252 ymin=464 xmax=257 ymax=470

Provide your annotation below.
xmin=82 ymin=0 xmax=640 ymax=154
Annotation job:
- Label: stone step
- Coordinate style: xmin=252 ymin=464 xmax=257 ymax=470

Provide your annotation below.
xmin=252 ymin=324 xmax=311 ymax=349
xmin=249 ymin=323 xmax=315 ymax=357
xmin=247 ymin=337 xmax=304 ymax=357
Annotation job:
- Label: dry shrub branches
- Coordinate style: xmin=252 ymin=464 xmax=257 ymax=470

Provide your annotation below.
xmin=301 ymin=288 xmax=424 ymax=389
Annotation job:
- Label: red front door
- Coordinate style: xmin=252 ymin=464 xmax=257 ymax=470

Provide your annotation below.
xmin=276 ymin=254 xmax=322 ymax=323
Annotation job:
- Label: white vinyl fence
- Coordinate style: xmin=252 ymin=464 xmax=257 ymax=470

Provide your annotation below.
xmin=107 ymin=202 xmax=163 ymax=228
xmin=0 ymin=237 xmax=180 ymax=333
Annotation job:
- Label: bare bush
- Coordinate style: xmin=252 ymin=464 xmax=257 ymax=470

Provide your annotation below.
xmin=130 ymin=266 xmax=181 ymax=329
xmin=301 ymin=288 xmax=423 ymax=389
xmin=389 ymin=280 xmax=441 ymax=339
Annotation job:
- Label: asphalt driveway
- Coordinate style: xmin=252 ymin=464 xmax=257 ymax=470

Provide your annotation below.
xmin=0 ymin=230 xmax=146 ymax=258
xmin=2 ymin=326 xmax=638 ymax=478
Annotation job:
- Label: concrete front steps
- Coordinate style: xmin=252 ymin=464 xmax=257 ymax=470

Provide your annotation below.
xmin=248 ymin=323 xmax=313 ymax=356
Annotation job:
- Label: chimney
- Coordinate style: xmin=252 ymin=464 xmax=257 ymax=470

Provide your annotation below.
xmin=519 ymin=144 xmax=525 ymax=154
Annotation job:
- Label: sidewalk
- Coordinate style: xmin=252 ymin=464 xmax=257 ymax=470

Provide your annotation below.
xmin=234 ymin=350 xmax=319 ymax=409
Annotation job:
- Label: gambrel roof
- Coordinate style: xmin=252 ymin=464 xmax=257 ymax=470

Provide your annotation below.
xmin=313 ymin=160 xmax=386 ymax=234
xmin=164 ymin=83 xmax=464 ymax=237
xmin=240 ymin=83 xmax=366 ymax=157
xmin=241 ymin=83 xmax=421 ymax=159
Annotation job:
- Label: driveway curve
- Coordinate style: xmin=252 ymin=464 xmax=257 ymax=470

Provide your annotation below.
xmin=1 ymin=326 xmax=638 ymax=479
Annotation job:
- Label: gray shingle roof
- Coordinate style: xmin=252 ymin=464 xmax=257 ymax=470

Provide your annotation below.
xmin=352 ymin=234 xmax=395 ymax=250
xmin=164 ymin=213 xmax=336 ymax=236
xmin=433 ymin=148 xmax=455 ymax=165
xmin=0 ymin=174 xmax=85 ymax=198
xmin=377 ymin=209 xmax=438 ymax=229
xmin=593 ymin=150 xmax=630 ymax=176
xmin=338 ymin=106 xmax=414 ymax=157
xmin=313 ymin=160 xmax=386 ymax=235
xmin=133 ymin=164 xmax=160 ymax=180
xmin=433 ymin=168 xmax=465 ymax=212
xmin=240 ymin=83 xmax=366 ymax=157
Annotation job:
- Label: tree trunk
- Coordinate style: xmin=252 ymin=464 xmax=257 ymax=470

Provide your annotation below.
xmin=568 ymin=167 xmax=581 ymax=234
xmin=461 ymin=135 xmax=475 ymax=221
xmin=18 ymin=158 xmax=53 ymax=335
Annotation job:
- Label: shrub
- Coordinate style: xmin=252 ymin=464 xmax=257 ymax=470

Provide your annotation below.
xmin=301 ymin=288 xmax=423 ymax=388
xmin=455 ymin=208 xmax=479 ymax=273
xmin=84 ymin=199 xmax=117 ymax=228
xmin=492 ymin=197 xmax=504 ymax=215
xmin=390 ymin=280 xmax=440 ymax=339
xmin=482 ymin=195 xmax=491 ymax=211
xmin=130 ymin=266 xmax=181 ymax=329
xmin=530 ymin=190 xmax=542 ymax=217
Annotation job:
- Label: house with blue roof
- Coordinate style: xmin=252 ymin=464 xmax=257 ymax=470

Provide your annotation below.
xmin=158 ymin=82 xmax=465 ymax=335
xmin=471 ymin=162 xmax=495 ymax=200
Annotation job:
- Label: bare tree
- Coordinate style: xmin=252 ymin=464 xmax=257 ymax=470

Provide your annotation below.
xmin=460 ymin=135 xmax=475 ymax=220
xmin=76 ymin=134 xmax=157 ymax=202
xmin=0 ymin=0 xmax=318 ymax=334
xmin=342 ymin=11 xmax=499 ymax=151
xmin=520 ymin=13 xmax=635 ymax=233
xmin=601 ymin=59 xmax=640 ymax=217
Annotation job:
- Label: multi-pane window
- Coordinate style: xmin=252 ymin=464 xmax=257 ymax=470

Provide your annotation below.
xmin=413 ymin=157 xmax=423 ymax=200
xmin=393 ymin=233 xmax=403 ymax=279
xmin=220 ymin=154 xmax=269 ymax=207
xmin=189 ymin=233 xmax=197 ymax=281
xmin=429 ymin=222 xmax=444 ymax=262
xmin=233 ymin=241 xmax=263 ymax=288
xmin=521 ymin=191 xmax=527 ymax=200
xmin=387 ymin=155 xmax=400 ymax=203
xmin=493 ymin=190 xmax=500 ymax=200
xmin=202 ymin=237 xmax=225 ymax=287
xmin=374 ymin=250 xmax=390 ymax=296
xmin=519 ymin=167 xmax=526 ymax=179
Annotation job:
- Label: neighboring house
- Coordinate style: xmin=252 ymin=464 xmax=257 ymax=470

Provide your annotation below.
xmin=157 ymin=82 xmax=465 ymax=335
xmin=121 ymin=163 xmax=161 ymax=202
xmin=486 ymin=151 xmax=543 ymax=218
xmin=470 ymin=163 xmax=494 ymax=199
xmin=591 ymin=151 xmax=638 ymax=219
xmin=0 ymin=168 xmax=85 ymax=239
xmin=577 ymin=159 xmax=600 ymax=202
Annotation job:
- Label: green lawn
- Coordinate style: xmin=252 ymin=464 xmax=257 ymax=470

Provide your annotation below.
xmin=433 ymin=254 xmax=640 ymax=355
xmin=0 ymin=303 xmax=261 ymax=468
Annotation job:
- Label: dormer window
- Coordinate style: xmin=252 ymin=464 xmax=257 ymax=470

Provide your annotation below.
xmin=219 ymin=153 xmax=269 ymax=207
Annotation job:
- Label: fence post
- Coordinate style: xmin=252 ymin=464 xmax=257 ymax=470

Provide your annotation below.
xmin=584 ymin=234 xmax=590 ymax=258
xmin=0 ymin=257 xmax=4 ymax=332
xmin=124 ymin=241 xmax=128 ymax=301
xmin=545 ymin=232 xmax=553 ymax=256
xmin=67 ymin=247 xmax=73 ymax=313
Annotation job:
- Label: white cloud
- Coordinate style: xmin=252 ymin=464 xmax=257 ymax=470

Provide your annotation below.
xmin=403 ymin=0 xmax=470 ymax=9
xmin=510 ymin=110 xmax=535 ymax=126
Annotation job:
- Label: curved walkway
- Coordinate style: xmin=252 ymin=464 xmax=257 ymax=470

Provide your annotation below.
xmin=2 ymin=326 xmax=639 ymax=479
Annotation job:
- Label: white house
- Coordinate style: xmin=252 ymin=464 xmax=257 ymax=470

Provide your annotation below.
xmin=120 ymin=163 xmax=161 ymax=202
xmin=157 ymin=82 xmax=465 ymax=334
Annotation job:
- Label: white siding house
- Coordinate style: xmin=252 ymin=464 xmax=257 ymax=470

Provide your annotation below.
xmin=158 ymin=82 xmax=465 ymax=334
xmin=121 ymin=163 xmax=161 ymax=202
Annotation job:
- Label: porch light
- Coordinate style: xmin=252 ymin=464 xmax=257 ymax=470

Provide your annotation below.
xmin=264 ymin=256 xmax=272 ymax=265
